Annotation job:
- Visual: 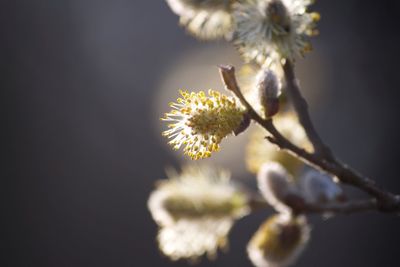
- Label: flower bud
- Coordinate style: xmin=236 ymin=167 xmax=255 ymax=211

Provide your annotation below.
xmin=298 ymin=169 xmax=346 ymax=204
xmin=247 ymin=214 xmax=310 ymax=267
xmin=257 ymin=162 xmax=303 ymax=213
xmin=256 ymin=69 xmax=280 ymax=117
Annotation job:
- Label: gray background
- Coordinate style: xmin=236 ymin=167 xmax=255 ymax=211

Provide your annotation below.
xmin=4 ymin=0 xmax=400 ymax=266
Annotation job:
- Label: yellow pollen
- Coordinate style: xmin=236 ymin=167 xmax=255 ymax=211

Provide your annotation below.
xmin=162 ymin=90 xmax=244 ymax=159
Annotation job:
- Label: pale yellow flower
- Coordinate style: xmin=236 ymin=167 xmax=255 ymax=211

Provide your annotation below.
xmin=157 ymin=217 xmax=233 ymax=261
xmin=162 ymin=90 xmax=245 ymax=160
xmin=232 ymin=0 xmax=320 ymax=66
xmin=148 ymin=165 xmax=249 ymax=261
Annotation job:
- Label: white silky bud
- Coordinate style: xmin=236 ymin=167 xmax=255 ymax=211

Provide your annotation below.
xmin=298 ymin=169 xmax=345 ymax=204
xmin=256 ymin=69 xmax=280 ymax=117
xmin=257 ymin=162 xmax=302 ymax=213
xmin=247 ymin=214 xmax=310 ymax=267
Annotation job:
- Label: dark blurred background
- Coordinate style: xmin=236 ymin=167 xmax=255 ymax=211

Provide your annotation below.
xmin=4 ymin=0 xmax=400 ymax=266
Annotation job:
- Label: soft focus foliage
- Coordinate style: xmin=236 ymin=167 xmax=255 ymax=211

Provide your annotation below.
xmin=148 ymin=165 xmax=249 ymax=260
xmin=165 ymin=0 xmax=235 ymax=39
xmin=157 ymin=217 xmax=234 ymax=261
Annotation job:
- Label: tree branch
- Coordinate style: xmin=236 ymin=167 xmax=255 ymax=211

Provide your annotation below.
xmin=282 ymin=60 xmax=333 ymax=160
xmin=219 ymin=65 xmax=400 ymax=214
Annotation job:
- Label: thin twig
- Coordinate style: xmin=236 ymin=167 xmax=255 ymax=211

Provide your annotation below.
xmin=303 ymin=199 xmax=378 ymax=215
xmin=219 ymin=65 xmax=400 ymax=214
xmin=249 ymin=197 xmax=379 ymax=215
